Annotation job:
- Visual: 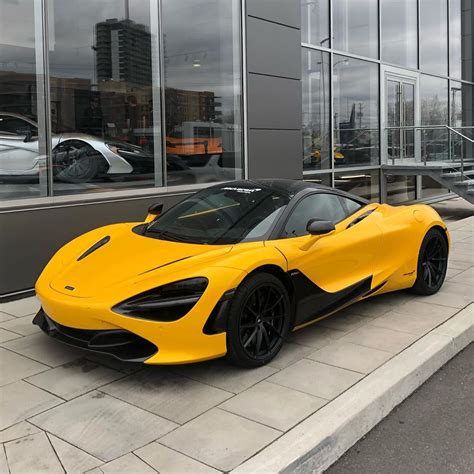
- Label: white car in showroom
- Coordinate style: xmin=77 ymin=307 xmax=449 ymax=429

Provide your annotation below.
xmin=0 ymin=112 xmax=153 ymax=183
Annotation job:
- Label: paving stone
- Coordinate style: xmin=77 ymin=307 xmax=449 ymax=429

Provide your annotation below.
xmin=340 ymin=325 xmax=419 ymax=353
xmin=101 ymin=368 xmax=233 ymax=424
xmin=220 ymin=381 xmax=326 ymax=431
xmin=94 ymin=453 xmax=156 ymax=473
xmin=0 ymin=328 xmax=20 ymax=343
xmin=85 ymin=353 xmax=142 ymax=374
xmin=370 ymin=308 xmax=457 ymax=336
xmin=317 ymin=312 xmax=368 ymax=332
xmin=172 ymin=359 xmax=277 ymax=394
xmin=419 ymin=289 xmax=472 ymax=309
xmin=0 ymin=445 xmax=7 ymax=474
xmin=0 ymin=421 xmax=41 ymax=443
xmin=268 ymin=342 xmax=315 ymax=369
xmin=26 ymin=359 xmax=124 ymax=400
xmin=136 ymin=442 xmax=219 ymax=473
xmin=268 ymin=359 xmax=363 ymax=400
xmin=287 ymin=325 xmax=346 ymax=349
xmin=348 ymin=300 xmax=392 ymax=318
xmin=391 ymin=300 xmax=461 ymax=319
xmin=448 ymin=267 xmax=474 ymax=286
xmin=160 ymin=408 xmax=280 ymax=472
xmin=0 ymin=297 xmax=40 ymax=317
xmin=0 ymin=381 xmax=62 ymax=431
xmin=0 ymin=347 xmax=48 ymax=387
xmin=0 ymin=314 xmax=40 ymax=336
xmin=447 ymin=259 xmax=473 ymax=271
xmin=30 ymin=391 xmax=177 ymax=462
xmin=4 ymin=431 xmax=63 ymax=473
xmin=0 ymin=312 xmax=15 ymax=323
xmin=48 ymin=434 xmax=107 ymax=473
xmin=369 ymin=292 xmax=415 ymax=307
xmin=1 ymin=332 xmax=83 ymax=367
xmin=307 ymin=341 xmax=393 ymax=374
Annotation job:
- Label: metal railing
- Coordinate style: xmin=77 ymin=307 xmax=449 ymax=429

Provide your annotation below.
xmin=384 ymin=125 xmax=474 ymax=183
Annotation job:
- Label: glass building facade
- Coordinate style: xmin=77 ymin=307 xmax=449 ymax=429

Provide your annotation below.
xmin=0 ymin=0 xmax=242 ymax=201
xmin=1 ymin=0 xmax=473 ymax=204
xmin=301 ymin=0 xmax=473 ymax=203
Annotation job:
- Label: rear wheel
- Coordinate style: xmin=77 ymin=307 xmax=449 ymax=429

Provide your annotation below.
xmin=410 ymin=228 xmax=448 ymax=295
xmin=226 ymin=273 xmax=291 ymax=368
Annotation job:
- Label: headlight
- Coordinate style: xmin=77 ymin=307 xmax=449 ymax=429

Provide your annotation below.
xmin=112 ymin=277 xmax=208 ymax=322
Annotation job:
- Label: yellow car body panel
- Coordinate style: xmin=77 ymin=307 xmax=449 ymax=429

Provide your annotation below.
xmin=35 ymin=183 xmax=449 ymax=365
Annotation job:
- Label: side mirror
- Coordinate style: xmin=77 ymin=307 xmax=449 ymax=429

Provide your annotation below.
xmin=145 ymin=202 xmax=163 ymax=223
xmin=306 ymin=219 xmax=335 ymax=236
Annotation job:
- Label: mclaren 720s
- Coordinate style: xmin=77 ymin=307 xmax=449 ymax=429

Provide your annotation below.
xmin=34 ymin=179 xmax=450 ymax=367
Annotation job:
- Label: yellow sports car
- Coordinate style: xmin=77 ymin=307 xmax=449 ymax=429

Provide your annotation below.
xmin=34 ymin=179 xmax=450 ymax=367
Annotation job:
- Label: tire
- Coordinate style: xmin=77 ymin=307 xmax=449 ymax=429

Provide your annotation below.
xmin=226 ymin=272 xmax=291 ymax=368
xmin=410 ymin=228 xmax=448 ymax=296
xmin=54 ymin=143 xmax=103 ymax=183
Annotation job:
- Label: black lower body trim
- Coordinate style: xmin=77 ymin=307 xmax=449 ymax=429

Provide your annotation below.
xmin=290 ymin=272 xmax=373 ymax=326
xmin=33 ymin=309 xmax=157 ymax=362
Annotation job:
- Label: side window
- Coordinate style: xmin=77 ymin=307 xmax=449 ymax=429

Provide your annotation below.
xmin=283 ymin=193 xmax=346 ymax=238
xmin=340 ymin=197 xmax=363 ymax=216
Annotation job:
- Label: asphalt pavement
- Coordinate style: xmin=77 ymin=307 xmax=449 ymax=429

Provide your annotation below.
xmin=326 ymin=343 xmax=474 ymax=474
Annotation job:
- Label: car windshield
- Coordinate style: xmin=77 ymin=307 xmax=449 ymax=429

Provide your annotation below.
xmin=145 ymin=185 xmax=290 ymax=245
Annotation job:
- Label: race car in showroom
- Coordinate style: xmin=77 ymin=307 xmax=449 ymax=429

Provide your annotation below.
xmin=0 ymin=112 xmax=152 ymax=183
xmin=34 ymin=179 xmax=450 ymax=367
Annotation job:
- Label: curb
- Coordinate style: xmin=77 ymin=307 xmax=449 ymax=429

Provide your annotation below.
xmin=233 ymin=304 xmax=474 ymax=474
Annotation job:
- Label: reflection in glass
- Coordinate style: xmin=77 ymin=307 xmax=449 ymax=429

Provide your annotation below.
xmin=422 ymin=176 xmax=448 ymax=198
xmin=301 ymin=0 xmax=330 ymax=47
xmin=386 ymin=175 xmax=416 ymax=204
xmin=449 ymin=0 xmax=473 ymax=81
xmin=381 ymin=0 xmax=417 ymax=68
xmin=420 ymin=75 xmax=448 ymax=162
xmin=0 ymin=0 xmax=44 ymax=201
xmin=48 ymin=0 xmax=161 ymax=196
xmin=302 ymin=49 xmax=330 ymax=171
xmin=334 ymin=169 xmax=380 ymax=201
xmin=333 ymin=0 xmax=378 ymax=59
xmin=162 ymin=0 xmax=242 ymax=186
xmin=303 ymin=173 xmax=331 ymax=187
xmin=333 ymin=56 xmax=379 ymax=167
xmin=450 ymin=82 xmax=473 ymax=161
xmin=419 ymin=0 xmax=448 ymax=75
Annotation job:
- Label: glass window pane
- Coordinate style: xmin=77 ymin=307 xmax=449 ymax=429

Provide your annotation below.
xmin=48 ymin=0 xmax=162 ymax=196
xmin=302 ymin=49 xmax=330 ymax=171
xmin=450 ymin=0 xmax=473 ymax=81
xmin=283 ymin=193 xmax=346 ymax=237
xmin=422 ymin=176 xmax=449 ymax=198
xmin=420 ymin=0 xmax=448 ymax=75
xmin=381 ymin=0 xmax=418 ymax=68
xmin=0 ymin=0 xmax=46 ymax=201
xmin=304 ymin=173 xmax=332 ymax=187
xmin=451 ymin=81 xmax=473 ymax=161
xmin=333 ymin=56 xmax=379 ymax=167
xmin=420 ymin=75 xmax=449 ymax=162
xmin=333 ymin=0 xmax=378 ymax=59
xmin=162 ymin=0 xmax=242 ymax=187
xmin=334 ymin=169 xmax=380 ymax=201
xmin=386 ymin=175 xmax=416 ymax=203
xmin=301 ymin=0 xmax=330 ymax=47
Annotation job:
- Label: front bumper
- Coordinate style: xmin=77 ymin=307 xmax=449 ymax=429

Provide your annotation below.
xmin=33 ymin=309 xmax=157 ymax=362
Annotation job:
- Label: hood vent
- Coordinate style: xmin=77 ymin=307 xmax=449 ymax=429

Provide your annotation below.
xmin=77 ymin=236 xmax=110 ymax=261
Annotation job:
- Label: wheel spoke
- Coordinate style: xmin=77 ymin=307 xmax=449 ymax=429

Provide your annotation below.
xmin=263 ymin=321 xmax=283 ymax=338
xmin=262 ymin=295 xmax=283 ymax=315
xmin=255 ymin=328 xmax=263 ymax=355
xmin=261 ymin=325 xmax=271 ymax=349
xmin=243 ymin=327 xmax=258 ymax=348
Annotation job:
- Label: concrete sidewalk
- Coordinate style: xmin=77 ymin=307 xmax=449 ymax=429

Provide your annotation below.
xmin=0 ymin=216 xmax=473 ymax=473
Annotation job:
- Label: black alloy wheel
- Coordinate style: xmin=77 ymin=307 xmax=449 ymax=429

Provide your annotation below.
xmin=411 ymin=228 xmax=448 ymax=295
xmin=226 ymin=273 xmax=291 ymax=367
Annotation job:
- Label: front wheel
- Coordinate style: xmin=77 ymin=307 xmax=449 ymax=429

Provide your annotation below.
xmin=410 ymin=228 xmax=448 ymax=295
xmin=226 ymin=273 xmax=291 ymax=368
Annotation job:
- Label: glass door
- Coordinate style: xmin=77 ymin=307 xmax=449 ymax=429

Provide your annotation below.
xmin=385 ymin=73 xmax=418 ymax=163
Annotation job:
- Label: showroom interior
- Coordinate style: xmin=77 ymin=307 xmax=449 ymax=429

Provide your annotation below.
xmin=0 ymin=0 xmax=473 ymax=298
